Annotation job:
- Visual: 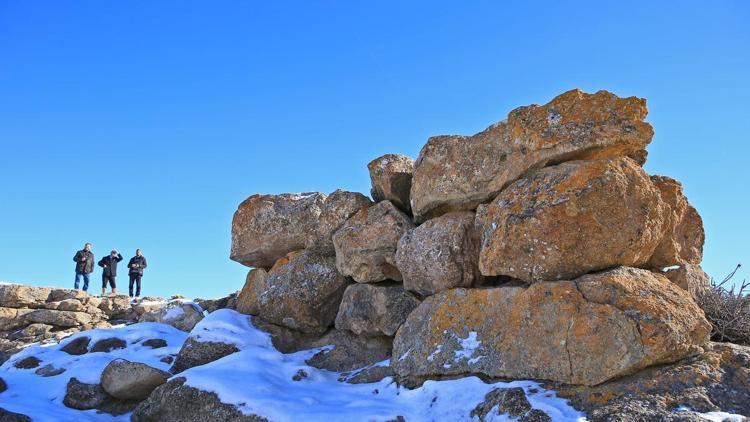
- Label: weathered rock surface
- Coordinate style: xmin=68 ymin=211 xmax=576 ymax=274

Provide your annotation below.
xmin=396 ymin=211 xmax=482 ymax=296
xmin=0 ymin=407 xmax=31 ymax=422
xmin=23 ymin=309 xmax=93 ymax=328
xmin=556 ymin=342 xmax=750 ymax=420
xmin=662 ymin=264 xmax=711 ymax=300
xmin=335 ymin=283 xmax=420 ymax=336
xmin=238 ymin=250 xmax=350 ymax=334
xmin=171 ymin=337 xmax=240 ymax=374
xmin=235 ymin=268 xmax=268 ymax=316
xmin=393 ymin=267 xmax=710 ymax=386
xmin=410 ymin=89 xmax=653 ymax=221
xmin=230 ymin=192 xmax=326 ymax=268
xmin=60 ymin=336 xmax=91 ymax=355
xmin=131 ymin=377 xmax=267 ymax=422
xmin=307 ymin=189 xmax=373 ymax=254
xmin=477 ymin=157 xmax=665 ymax=282
xmin=62 ymin=377 xmax=138 ymax=415
xmin=471 ymin=388 xmax=551 ymax=422
xmin=13 ymin=356 xmax=41 ymax=369
xmin=91 ymin=337 xmax=127 ymax=353
xmin=368 ymin=154 xmax=414 ymax=213
xmin=333 ymin=200 xmax=415 ymax=283
xmin=139 ymin=302 xmax=204 ymax=332
xmin=648 ymin=175 xmax=705 ymax=268
xmin=0 ymin=284 xmax=53 ymax=308
xmin=101 ymin=359 xmax=171 ymax=400
xmin=304 ymin=329 xmax=392 ymax=372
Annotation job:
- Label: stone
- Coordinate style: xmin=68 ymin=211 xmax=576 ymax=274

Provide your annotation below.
xmin=0 ymin=284 xmax=52 ymax=308
xmin=13 ymin=356 xmax=41 ymax=369
xmin=91 ymin=337 xmax=127 ymax=353
xmin=555 ymin=342 xmax=750 ymax=420
xmin=333 ymin=200 xmax=415 ymax=283
xmin=470 ymin=388 xmax=551 ymax=421
xmin=195 ymin=293 xmax=237 ymax=314
xmin=171 ymin=337 xmax=239 ymax=373
xmin=230 ymin=192 xmax=326 ymax=268
xmin=662 ymin=264 xmax=711 ymax=300
xmin=8 ymin=323 xmax=54 ymax=342
xmin=55 ymin=299 xmax=85 ymax=312
xmin=139 ymin=302 xmax=204 ymax=332
xmin=97 ymin=295 xmax=135 ymax=320
xmin=368 ymin=154 xmax=414 ymax=213
xmin=334 ymin=283 xmax=420 ymax=336
xmin=304 ymin=329 xmax=392 ymax=372
xmin=307 ymin=189 xmax=373 ymax=254
xmin=246 ymin=250 xmax=351 ymax=334
xmin=34 ymin=364 xmax=66 ymax=377
xmin=0 ymin=408 xmax=31 ymax=422
xmin=142 ymin=338 xmax=168 ymax=349
xmin=60 ymin=336 xmax=91 ymax=355
xmin=0 ymin=308 xmax=33 ymax=331
xmin=392 ymin=267 xmax=710 ymax=386
xmin=235 ymin=268 xmax=268 ymax=316
xmin=410 ymin=89 xmax=653 ymax=221
xmin=648 ymin=175 xmax=705 ymax=268
xmin=131 ymin=377 xmax=267 ymax=422
xmin=63 ymin=378 xmax=109 ymax=410
xmin=395 ymin=211 xmax=482 ymax=296
xmin=101 ymin=359 xmax=171 ymax=400
xmin=47 ymin=288 xmax=87 ymax=302
xmin=477 ymin=157 xmax=666 ymax=282
xmin=340 ymin=364 xmax=395 ymax=384
xmin=23 ymin=309 xmax=93 ymax=328
xmin=0 ymin=376 xmax=6 ymax=393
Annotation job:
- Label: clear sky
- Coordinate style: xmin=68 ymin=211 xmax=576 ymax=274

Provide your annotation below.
xmin=1 ymin=1 xmax=748 ymax=298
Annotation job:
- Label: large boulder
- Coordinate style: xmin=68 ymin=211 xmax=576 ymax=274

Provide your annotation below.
xmin=139 ymin=302 xmax=204 ymax=332
xmin=237 ymin=250 xmax=350 ymax=334
xmin=368 ymin=154 xmax=414 ymax=213
xmin=395 ymin=211 xmax=482 ymax=296
xmin=333 ymin=200 xmax=415 ymax=283
xmin=410 ymin=89 xmax=653 ymax=222
xmin=131 ymin=377 xmax=267 ymax=422
xmin=647 ymin=175 xmax=705 ymax=268
xmin=334 ymin=283 xmax=420 ymax=336
xmin=101 ymin=359 xmax=171 ymax=400
xmin=306 ymin=189 xmax=373 ymax=254
xmin=230 ymin=192 xmax=326 ymax=268
xmin=477 ymin=157 xmax=666 ymax=282
xmin=392 ymin=267 xmax=710 ymax=386
xmin=0 ymin=284 xmax=52 ymax=308
xmin=235 ymin=268 xmax=267 ymax=316
xmin=23 ymin=309 xmax=93 ymax=328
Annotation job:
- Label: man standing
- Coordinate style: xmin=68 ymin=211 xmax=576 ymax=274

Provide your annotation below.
xmin=73 ymin=243 xmax=95 ymax=292
xmin=127 ymin=249 xmax=148 ymax=299
xmin=98 ymin=250 xmax=123 ymax=296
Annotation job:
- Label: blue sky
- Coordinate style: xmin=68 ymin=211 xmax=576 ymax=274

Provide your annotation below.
xmin=0 ymin=1 xmax=748 ymax=298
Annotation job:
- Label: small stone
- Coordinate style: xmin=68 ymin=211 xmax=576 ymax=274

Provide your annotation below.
xmin=60 ymin=336 xmax=91 ymax=355
xmin=91 ymin=337 xmax=127 ymax=353
xmin=142 ymin=338 xmax=168 ymax=349
xmin=13 ymin=356 xmax=41 ymax=369
xmin=101 ymin=359 xmax=171 ymax=401
xmin=34 ymin=364 xmax=66 ymax=377
xmin=368 ymin=154 xmax=414 ymax=213
xmin=471 ymin=388 xmax=532 ymax=420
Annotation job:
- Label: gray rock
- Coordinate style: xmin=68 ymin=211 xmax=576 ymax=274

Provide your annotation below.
xmin=142 ymin=338 xmax=168 ymax=349
xmin=230 ymin=192 xmax=326 ymax=268
xmin=242 ymin=250 xmax=351 ymax=334
xmin=471 ymin=388 xmax=549 ymax=421
xmin=305 ymin=329 xmax=392 ymax=372
xmin=340 ymin=364 xmax=395 ymax=384
xmin=368 ymin=154 xmax=414 ymax=213
xmin=335 ymin=283 xmax=420 ymax=336
xmin=13 ymin=356 xmax=40 ymax=369
xmin=60 ymin=336 xmax=91 ymax=355
xmin=395 ymin=211 xmax=482 ymax=296
xmin=171 ymin=338 xmax=239 ymax=373
xmin=131 ymin=377 xmax=268 ymax=422
xmin=63 ymin=377 xmax=111 ymax=410
xmin=307 ymin=189 xmax=373 ymax=254
xmin=101 ymin=359 xmax=171 ymax=400
xmin=34 ymin=364 xmax=66 ymax=377
xmin=0 ymin=407 xmax=31 ymax=422
xmin=91 ymin=337 xmax=127 ymax=353
xmin=333 ymin=201 xmax=415 ymax=283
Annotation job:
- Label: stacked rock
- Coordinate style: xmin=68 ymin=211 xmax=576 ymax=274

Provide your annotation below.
xmin=230 ymin=89 xmax=713 ymax=387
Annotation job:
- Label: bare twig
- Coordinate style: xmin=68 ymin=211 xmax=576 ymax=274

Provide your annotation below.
xmin=696 ymin=264 xmax=749 ymax=345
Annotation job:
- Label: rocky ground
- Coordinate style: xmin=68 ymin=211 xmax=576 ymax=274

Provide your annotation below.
xmin=1 ymin=89 xmax=748 ymax=421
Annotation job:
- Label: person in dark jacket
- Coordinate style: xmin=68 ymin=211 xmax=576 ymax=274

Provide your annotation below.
xmin=73 ymin=243 xmax=95 ymax=292
xmin=127 ymin=249 xmax=148 ymax=299
xmin=98 ymin=250 xmax=123 ymax=296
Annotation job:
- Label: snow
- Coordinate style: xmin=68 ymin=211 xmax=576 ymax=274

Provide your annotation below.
xmin=453 ymin=332 xmax=483 ymax=364
xmin=0 ymin=323 xmax=188 ymax=421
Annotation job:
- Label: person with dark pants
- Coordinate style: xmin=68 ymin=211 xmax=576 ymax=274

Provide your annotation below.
xmin=127 ymin=249 xmax=147 ymax=299
xmin=98 ymin=250 xmax=123 ymax=296
xmin=73 ymin=243 xmax=95 ymax=292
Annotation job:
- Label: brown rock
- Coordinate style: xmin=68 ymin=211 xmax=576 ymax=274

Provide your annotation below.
xmin=392 ymin=267 xmax=710 ymax=386
xmin=24 ymin=309 xmax=93 ymax=328
xmin=396 ymin=211 xmax=482 ymax=296
xmin=0 ymin=308 xmax=33 ymax=331
xmin=411 ymin=89 xmax=653 ymax=221
xmin=477 ymin=157 xmax=665 ymax=282
xmin=230 ymin=192 xmax=326 ymax=268
xmin=304 ymin=329 xmax=392 ymax=372
xmin=333 ymin=201 xmax=415 ymax=283
xmin=307 ymin=189 xmax=373 ymax=254
xmin=368 ymin=154 xmax=414 ymax=213
xmin=662 ymin=264 xmax=711 ymax=300
xmin=235 ymin=268 xmax=268 ymax=316
xmin=334 ymin=283 xmax=420 ymax=336
xmin=249 ymin=250 xmax=351 ymax=334
xmin=648 ymin=175 xmax=705 ymax=268
xmin=101 ymin=360 xmax=171 ymax=400
xmin=0 ymin=284 xmax=52 ymax=308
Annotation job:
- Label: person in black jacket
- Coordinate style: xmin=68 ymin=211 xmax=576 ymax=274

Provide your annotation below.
xmin=98 ymin=250 xmax=123 ymax=296
xmin=73 ymin=243 xmax=95 ymax=292
xmin=127 ymin=249 xmax=148 ymax=299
